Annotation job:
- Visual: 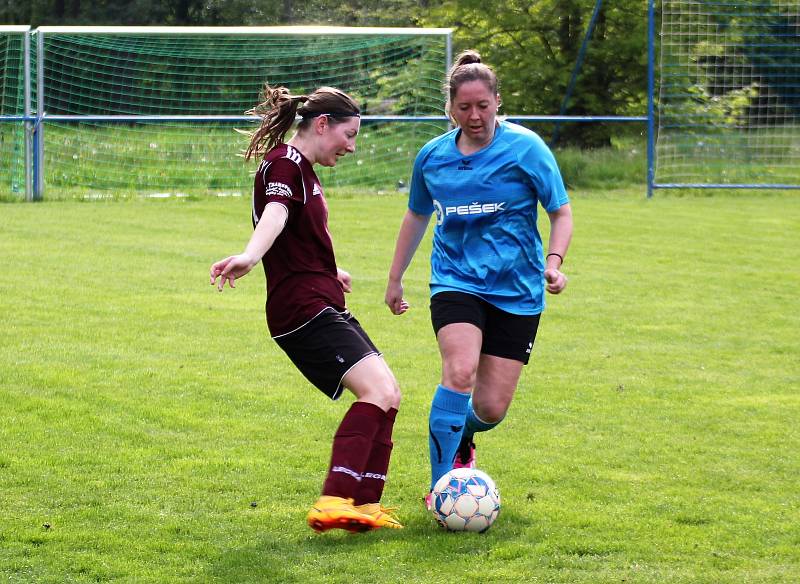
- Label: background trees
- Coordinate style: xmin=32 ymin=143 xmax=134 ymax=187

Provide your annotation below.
xmin=1 ymin=0 xmax=649 ymax=146
xmin=420 ymin=0 xmax=647 ymax=146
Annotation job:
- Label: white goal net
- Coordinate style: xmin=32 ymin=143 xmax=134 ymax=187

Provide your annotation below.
xmin=655 ymin=0 xmax=800 ymax=188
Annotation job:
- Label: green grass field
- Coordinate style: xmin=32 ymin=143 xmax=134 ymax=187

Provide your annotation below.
xmin=1 ymin=189 xmax=799 ymax=583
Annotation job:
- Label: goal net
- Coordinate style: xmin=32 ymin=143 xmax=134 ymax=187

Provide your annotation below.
xmin=34 ymin=26 xmax=451 ymax=197
xmin=655 ymin=0 xmax=800 ymax=188
xmin=0 ymin=26 xmax=28 ymax=199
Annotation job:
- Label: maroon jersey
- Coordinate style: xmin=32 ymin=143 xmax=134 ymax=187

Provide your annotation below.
xmin=253 ymin=143 xmax=345 ymax=336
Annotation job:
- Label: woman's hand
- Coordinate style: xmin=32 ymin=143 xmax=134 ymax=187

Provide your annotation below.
xmin=385 ymin=279 xmax=410 ymax=315
xmin=337 ymin=268 xmax=353 ymax=293
xmin=544 ymin=268 xmax=568 ymax=294
xmin=545 ymin=204 xmax=572 ymax=296
xmin=210 ymin=253 xmax=257 ymax=291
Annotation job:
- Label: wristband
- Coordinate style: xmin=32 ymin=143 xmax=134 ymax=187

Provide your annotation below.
xmin=546 ymin=252 xmax=564 ymax=265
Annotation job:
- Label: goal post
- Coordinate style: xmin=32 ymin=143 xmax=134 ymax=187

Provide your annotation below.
xmin=650 ymin=0 xmax=800 ymax=192
xmin=0 ymin=26 xmax=31 ymax=201
xmin=30 ymin=26 xmax=452 ymax=198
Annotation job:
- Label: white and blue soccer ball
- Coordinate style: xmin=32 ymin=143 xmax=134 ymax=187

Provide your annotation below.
xmin=431 ymin=468 xmax=501 ymax=532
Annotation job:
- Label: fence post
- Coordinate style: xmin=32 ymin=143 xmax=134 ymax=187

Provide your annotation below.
xmin=33 ymin=30 xmax=44 ymax=200
xmin=646 ymin=0 xmax=656 ymax=198
xmin=23 ymin=29 xmax=33 ymax=201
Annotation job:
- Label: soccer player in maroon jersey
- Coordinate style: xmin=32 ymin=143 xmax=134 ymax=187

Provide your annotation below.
xmin=210 ymin=85 xmax=403 ymax=533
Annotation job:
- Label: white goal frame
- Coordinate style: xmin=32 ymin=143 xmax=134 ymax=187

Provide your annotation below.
xmin=28 ymin=25 xmax=453 ymax=199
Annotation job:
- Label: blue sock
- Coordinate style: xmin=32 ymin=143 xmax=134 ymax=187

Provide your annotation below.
xmin=461 ymin=397 xmax=503 ymax=445
xmin=428 ymin=385 xmax=470 ymax=489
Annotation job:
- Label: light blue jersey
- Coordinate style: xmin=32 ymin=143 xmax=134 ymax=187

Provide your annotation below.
xmin=409 ymin=120 xmax=569 ymax=315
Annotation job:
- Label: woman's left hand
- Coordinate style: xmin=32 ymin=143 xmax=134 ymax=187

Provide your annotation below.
xmin=337 ymin=268 xmax=353 ymax=293
xmin=544 ymin=268 xmax=568 ymax=294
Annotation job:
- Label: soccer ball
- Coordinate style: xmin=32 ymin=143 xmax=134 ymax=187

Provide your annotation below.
xmin=431 ymin=468 xmax=501 ymax=532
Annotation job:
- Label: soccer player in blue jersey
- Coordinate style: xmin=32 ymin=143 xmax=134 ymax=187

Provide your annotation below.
xmin=384 ymin=50 xmax=573 ymax=509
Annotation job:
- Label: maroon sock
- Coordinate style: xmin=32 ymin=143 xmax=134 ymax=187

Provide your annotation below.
xmin=353 ymin=407 xmax=398 ymax=506
xmin=321 ymin=401 xmax=384 ymax=499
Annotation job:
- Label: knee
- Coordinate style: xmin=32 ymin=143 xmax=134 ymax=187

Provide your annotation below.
xmin=473 ymin=401 xmax=508 ymax=425
xmin=375 ymin=371 xmax=402 ymax=411
xmin=443 ymin=360 xmax=477 ymax=392
xmin=386 ymin=380 xmax=402 ymax=411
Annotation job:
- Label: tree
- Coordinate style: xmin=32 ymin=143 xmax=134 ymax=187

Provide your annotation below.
xmin=1 ymin=0 xmax=652 ymax=147
xmin=0 ymin=0 xmax=421 ymax=27
xmin=420 ymin=0 xmax=648 ymax=146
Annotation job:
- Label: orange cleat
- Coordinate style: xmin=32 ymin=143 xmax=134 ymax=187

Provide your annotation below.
xmin=355 ymin=503 xmax=403 ymax=529
xmin=307 ymin=496 xmax=379 ymax=534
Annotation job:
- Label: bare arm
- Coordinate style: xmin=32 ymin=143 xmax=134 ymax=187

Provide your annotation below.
xmin=385 ymin=209 xmax=431 ymax=314
xmin=544 ymin=203 xmax=573 ymax=294
xmin=209 ymin=202 xmax=289 ymax=291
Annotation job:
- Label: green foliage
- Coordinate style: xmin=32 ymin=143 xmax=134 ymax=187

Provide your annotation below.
xmin=3 ymin=0 xmax=653 ymax=147
xmin=1 ymin=192 xmax=800 ymax=582
xmin=555 ymin=136 xmax=645 ymax=189
xmin=368 ymin=56 xmax=447 ymax=116
xmin=6 ymin=0 xmax=795 ymax=153
xmin=660 ymin=0 xmax=800 ymax=131
xmin=1 ymin=0 xmax=422 ymax=27
xmin=686 ymin=83 xmax=759 ymax=129
xmin=420 ymin=0 xmax=648 ymax=146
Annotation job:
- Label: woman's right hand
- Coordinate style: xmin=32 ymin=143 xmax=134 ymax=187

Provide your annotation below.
xmin=385 ymin=279 xmax=410 ymax=315
xmin=210 ymin=253 xmax=257 ymax=291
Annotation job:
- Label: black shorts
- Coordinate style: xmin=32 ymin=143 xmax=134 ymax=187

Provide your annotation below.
xmin=430 ymin=291 xmax=541 ymax=364
xmin=272 ymin=308 xmax=380 ymax=400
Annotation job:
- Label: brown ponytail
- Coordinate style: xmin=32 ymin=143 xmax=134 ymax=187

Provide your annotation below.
xmin=244 ymin=84 xmax=308 ymax=161
xmin=244 ymin=84 xmax=360 ymax=161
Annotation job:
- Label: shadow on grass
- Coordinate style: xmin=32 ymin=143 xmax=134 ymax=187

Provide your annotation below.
xmin=208 ymin=507 xmax=540 ymax=582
